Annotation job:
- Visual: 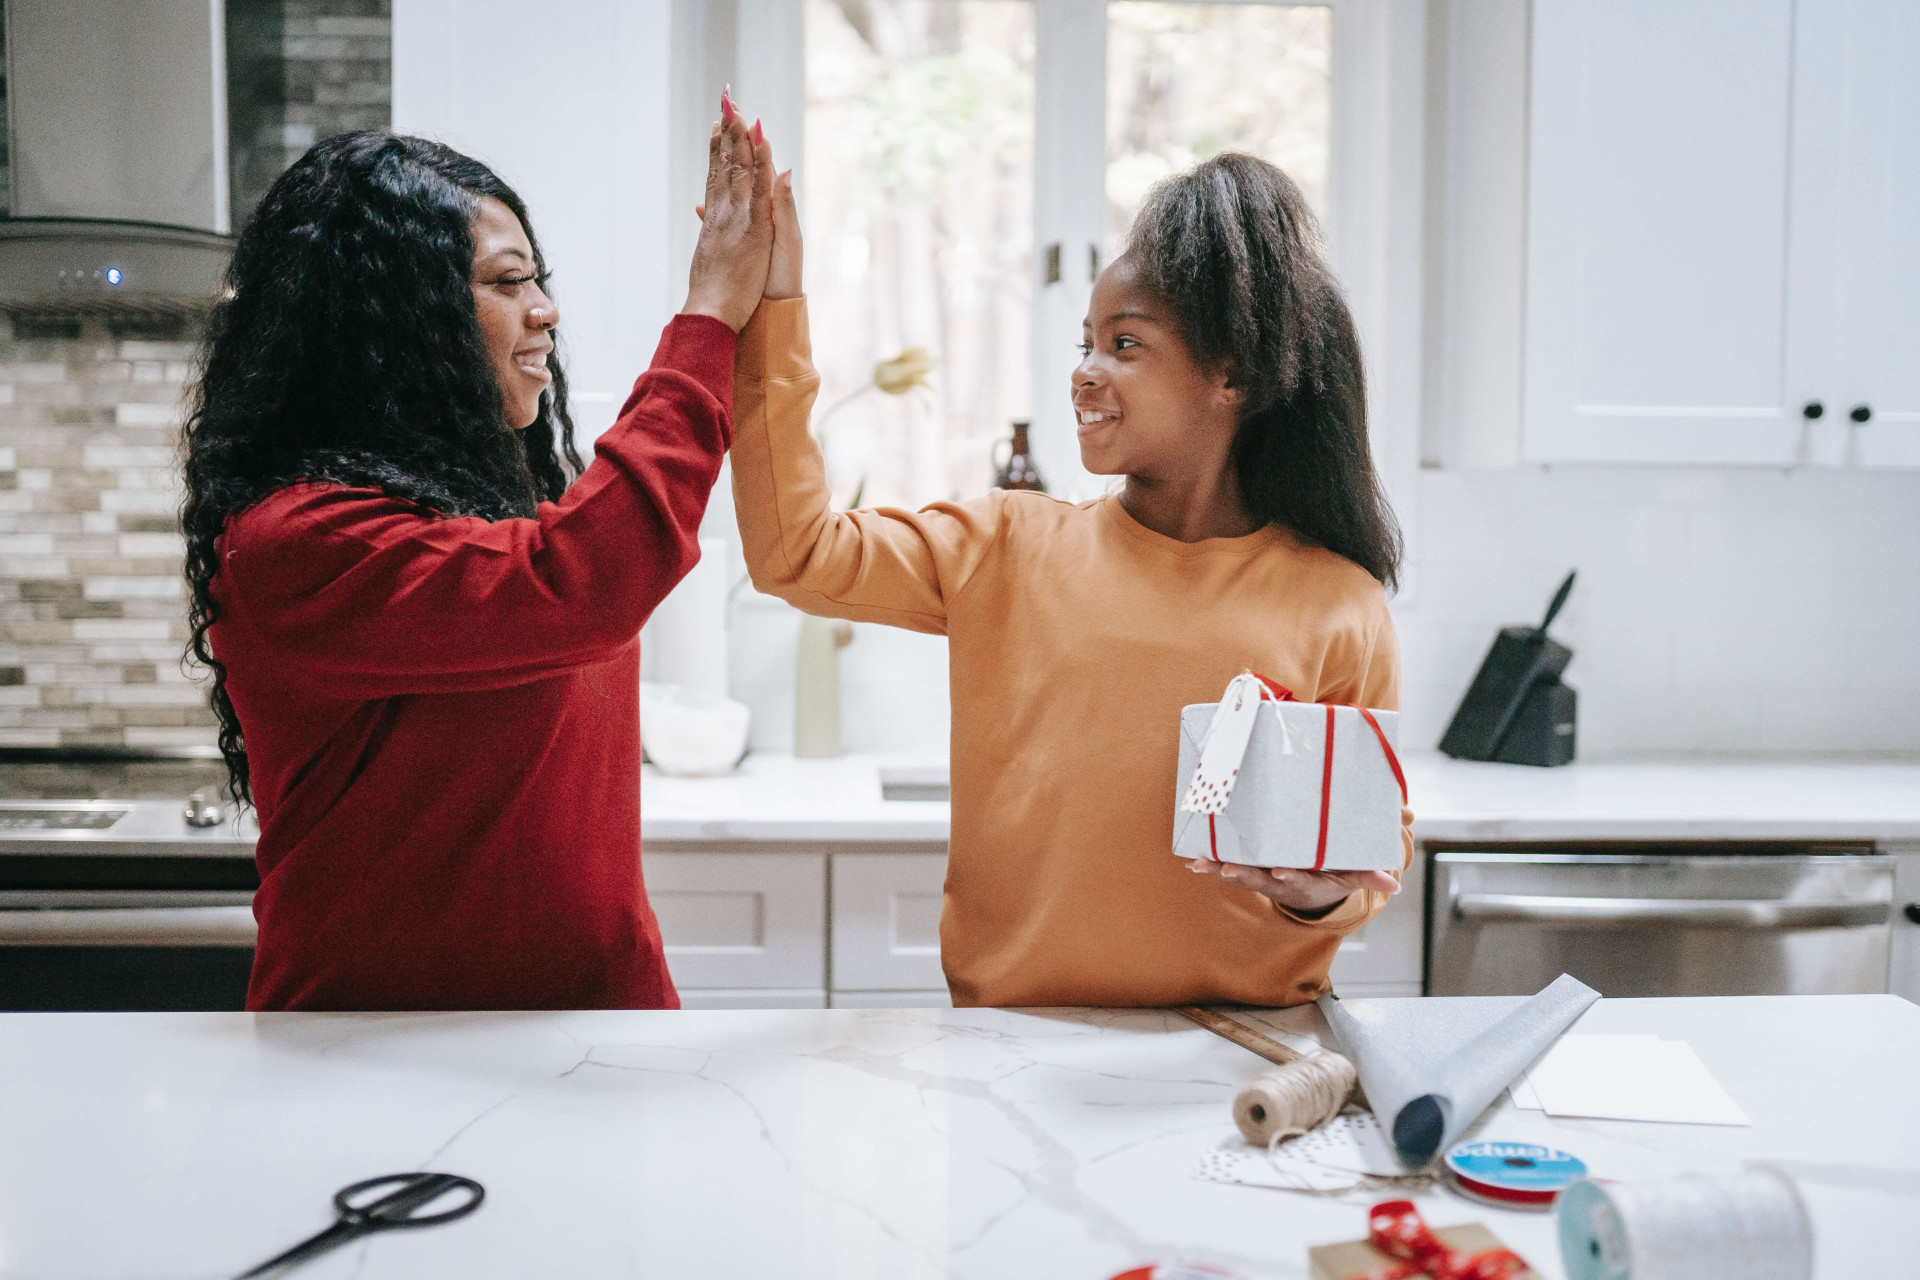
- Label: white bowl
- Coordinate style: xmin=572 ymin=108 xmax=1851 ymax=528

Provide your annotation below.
xmin=640 ymin=683 xmax=751 ymax=777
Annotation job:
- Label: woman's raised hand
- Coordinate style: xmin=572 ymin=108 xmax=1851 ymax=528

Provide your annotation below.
xmin=682 ymin=94 xmax=773 ymax=332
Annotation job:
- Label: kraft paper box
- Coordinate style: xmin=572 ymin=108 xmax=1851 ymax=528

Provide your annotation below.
xmin=1307 ymin=1223 xmax=1541 ymax=1280
xmin=1173 ymin=678 xmax=1404 ymax=872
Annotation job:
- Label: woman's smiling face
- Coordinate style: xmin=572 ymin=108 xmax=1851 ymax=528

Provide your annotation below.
xmin=1071 ymin=257 xmax=1240 ymax=478
xmin=469 ymin=196 xmax=559 ymax=431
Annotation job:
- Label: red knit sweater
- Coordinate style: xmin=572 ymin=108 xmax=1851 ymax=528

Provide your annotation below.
xmin=211 ymin=315 xmax=735 ymax=1011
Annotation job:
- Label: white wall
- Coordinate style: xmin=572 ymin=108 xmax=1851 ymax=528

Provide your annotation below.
xmin=1397 ymin=467 xmax=1920 ymax=755
xmin=392 ymin=0 xmax=676 ymax=444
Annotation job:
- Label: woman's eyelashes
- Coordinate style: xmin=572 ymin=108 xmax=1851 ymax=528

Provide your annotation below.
xmin=1077 ymin=335 xmax=1139 ymax=356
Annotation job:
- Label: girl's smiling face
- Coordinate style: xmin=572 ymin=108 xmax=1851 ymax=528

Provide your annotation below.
xmin=1072 ymin=257 xmax=1242 ymax=479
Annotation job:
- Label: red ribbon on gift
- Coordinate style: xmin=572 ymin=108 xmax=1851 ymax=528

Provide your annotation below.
xmin=1353 ymin=1200 xmax=1531 ymax=1280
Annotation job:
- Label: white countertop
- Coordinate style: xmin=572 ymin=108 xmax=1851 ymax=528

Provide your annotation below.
xmin=641 ymin=752 xmax=952 ymax=844
xmin=638 ymin=751 xmax=1920 ymax=845
xmin=8 ymin=752 xmax=1919 ymax=854
xmin=4 ymin=995 xmax=1915 ymax=1279
xmin=1404 ymin=754 xmax=1920 ymax=842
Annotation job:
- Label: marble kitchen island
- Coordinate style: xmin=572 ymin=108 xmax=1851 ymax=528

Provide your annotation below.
xmin=3 ymin=994 xmax=1916 ymax=1279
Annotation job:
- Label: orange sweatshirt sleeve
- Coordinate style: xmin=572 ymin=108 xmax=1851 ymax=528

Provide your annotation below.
xmin=730 ymin=297 xmax=1004 ymax=635
xmin=1274 ymin=598 xmax=1416 ymax=935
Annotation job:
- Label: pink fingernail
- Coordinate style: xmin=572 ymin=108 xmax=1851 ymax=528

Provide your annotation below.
xmin=752 ymin=118 xmax=764 ymax=146
xmin=721 ymin=87 xmax=735 ymax=124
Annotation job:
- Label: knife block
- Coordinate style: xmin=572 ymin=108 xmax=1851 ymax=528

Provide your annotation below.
xmin=1440 ymin=628 xmax=1577 ymax=767
xmin=1493 ymin=678 xmax=1576 ymax=767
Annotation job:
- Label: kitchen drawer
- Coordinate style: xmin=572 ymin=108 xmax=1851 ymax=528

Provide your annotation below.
xmin=1327 ymin=847 xmax=1425 ymax=990
xmin=678 ymin=989 xmax=827 ymax=1010
xmin=646 ymin=852 xmax=825 ymax=990
xmin=829 ymin=853 xmax=947 ymax=991
xmin=829 ymin=989 xmax=952 ymax=1009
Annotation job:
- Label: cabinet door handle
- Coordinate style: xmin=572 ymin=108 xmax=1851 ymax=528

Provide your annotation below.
xmin=1453 ymin=892 xmax=1889 ymax=931
xmin=1802 ymin=400 xmax=1824 ymax=420
xmin=1850 ymin=403 xmax=1873 ymax=424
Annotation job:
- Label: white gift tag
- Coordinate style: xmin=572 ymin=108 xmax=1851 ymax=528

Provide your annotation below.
xmin=1180 ymin=674 xmax=1265 ymax=815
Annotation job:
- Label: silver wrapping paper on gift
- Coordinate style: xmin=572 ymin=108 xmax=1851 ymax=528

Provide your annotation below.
xmin=1315 ymin=973 xmax=1600 ymax=1169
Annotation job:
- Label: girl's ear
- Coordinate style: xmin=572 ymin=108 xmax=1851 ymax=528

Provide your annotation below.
xmin=1213 ymin=362 xmax=1247 ymax=413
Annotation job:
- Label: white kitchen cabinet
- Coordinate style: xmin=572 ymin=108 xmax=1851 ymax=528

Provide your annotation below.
xmin=1328 ymin=843 xmax=1426 ymax=995
xmin=1794 ymin=0 xmax=1920 ymax=466
xmin=646 ymin=852 xmax=826 ymax=1000
xmin=828 ymin=853 xmax=949 ymax=995
xmin=1524 ymin=0 xmax=1920 ymax=465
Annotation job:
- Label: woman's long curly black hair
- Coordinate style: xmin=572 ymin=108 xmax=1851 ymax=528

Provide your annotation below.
xmin=1124 ymin=152 xmax=1402 ymax=589
xmin=182 ymin=131 xmax=586 ymax=806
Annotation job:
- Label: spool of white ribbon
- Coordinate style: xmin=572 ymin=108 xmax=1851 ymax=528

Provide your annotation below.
xmin=1557 ymin=1169 xmax=1812 ymax=1280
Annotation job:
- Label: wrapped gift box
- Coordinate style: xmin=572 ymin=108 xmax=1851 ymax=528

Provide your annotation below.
xmin=1174 ymin=674 xmax=1405 ymax=872
xmin=1308 ymin=1221 xmax=1541 ymax=1280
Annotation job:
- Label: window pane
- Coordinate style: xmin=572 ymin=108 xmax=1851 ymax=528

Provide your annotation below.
xmin=1106 ymin=3 xmax=1332 ymax=255
xmin=804 ymin=0 xmax=1035 ymax=508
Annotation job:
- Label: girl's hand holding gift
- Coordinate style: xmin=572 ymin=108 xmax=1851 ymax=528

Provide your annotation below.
xmin=1186 ymin=860 xmax=1399 ymax=916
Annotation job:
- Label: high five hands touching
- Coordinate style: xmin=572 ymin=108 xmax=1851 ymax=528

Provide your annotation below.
xmin=682 ymin=93 xmax=773 ymax=332
xmin=686 ymin=93 xmax=802 ymax=332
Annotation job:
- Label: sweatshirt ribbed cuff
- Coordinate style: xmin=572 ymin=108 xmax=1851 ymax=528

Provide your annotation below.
xmin=736 ymin=297 xmax=813 ymax=380
xmin=1276 ymin=887 xmax=1379 ymax=934
xmin=650 ymin=313 xmax=739 ymax=411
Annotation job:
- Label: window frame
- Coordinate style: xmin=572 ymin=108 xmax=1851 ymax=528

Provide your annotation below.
xmin=722 ymin=0 xmax=1403 ymax=501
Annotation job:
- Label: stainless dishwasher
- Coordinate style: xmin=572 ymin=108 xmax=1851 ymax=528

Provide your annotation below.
xmin=1426 ymin=844 xmax=1896 ymax=997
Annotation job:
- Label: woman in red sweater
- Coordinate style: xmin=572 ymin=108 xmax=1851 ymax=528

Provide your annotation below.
xmin=180 ymin=107 xmax=773 ymax=1011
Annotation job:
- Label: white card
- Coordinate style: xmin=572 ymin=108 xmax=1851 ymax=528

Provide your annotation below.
xmin=1511 ymin=1034 xmax=1662 ymax=1110
xmin=1524 ymin=1035 xmax=1751 ymax=1126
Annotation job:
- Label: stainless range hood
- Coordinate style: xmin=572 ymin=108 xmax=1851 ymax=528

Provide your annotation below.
xmin=0 ymin=0 xmax=235 ymax=320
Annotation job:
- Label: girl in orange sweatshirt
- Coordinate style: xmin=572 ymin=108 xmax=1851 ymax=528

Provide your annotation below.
xmin=732 ymin=151 xmax=1411 ymax=1008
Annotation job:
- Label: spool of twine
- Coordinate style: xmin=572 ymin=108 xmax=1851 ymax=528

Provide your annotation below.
xmin=1557 ymin=1169 xmax=1812 ymax=1280
xmin=1232 ymin=1050 xmax=1359 ymax=1145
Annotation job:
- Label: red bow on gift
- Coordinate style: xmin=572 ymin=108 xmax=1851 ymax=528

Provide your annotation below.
xmin=1356 ymin=1201 xmax=1531 ymax=1280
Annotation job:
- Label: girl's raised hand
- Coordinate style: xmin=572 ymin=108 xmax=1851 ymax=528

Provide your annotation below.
xmin=682 ymin=95 xmax=773 ymax=332
xmin=1186 ymin=858 xmax=1399 ymax=915
xmin=765 ymin=167 xmax=802 ymax=300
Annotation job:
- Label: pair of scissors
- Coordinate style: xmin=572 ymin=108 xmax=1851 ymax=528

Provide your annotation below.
xmin=234 ymin=1172 xmax=484 ymax=1278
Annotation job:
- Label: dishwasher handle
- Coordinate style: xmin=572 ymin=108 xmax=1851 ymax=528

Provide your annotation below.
xmin=1453 ymin=892 xmax=1890 ymax=931
xmin=0 ymin=905 xmax=257 ymax=947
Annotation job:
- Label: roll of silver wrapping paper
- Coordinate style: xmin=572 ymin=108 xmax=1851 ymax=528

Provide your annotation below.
xmin=1315 ymin=973 xmax=1601 ymax=1168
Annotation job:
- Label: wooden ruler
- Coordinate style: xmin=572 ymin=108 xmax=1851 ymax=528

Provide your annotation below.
xmin=1172 ymin=1005 xmax=1304 ymax=1067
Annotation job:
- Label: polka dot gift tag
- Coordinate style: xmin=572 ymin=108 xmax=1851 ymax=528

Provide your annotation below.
xmin=1181 ymin=674 xmax=1269 ymax=816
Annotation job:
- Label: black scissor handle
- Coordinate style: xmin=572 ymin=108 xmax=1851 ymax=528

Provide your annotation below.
xmin=335 ymin=1172 xmax=485 ymax=1230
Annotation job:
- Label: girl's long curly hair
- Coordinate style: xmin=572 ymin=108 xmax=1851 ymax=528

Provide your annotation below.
xmin=181 ymin=131 xmax=585 ymax=807
xmin=1124 ymin=152 xmax=1402 ymax=589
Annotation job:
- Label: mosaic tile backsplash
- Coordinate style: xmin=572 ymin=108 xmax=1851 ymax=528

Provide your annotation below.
xmin=0 ymin=321 xmax=213 ymax=748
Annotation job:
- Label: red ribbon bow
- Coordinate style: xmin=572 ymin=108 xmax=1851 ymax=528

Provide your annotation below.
xmin=1355 ymin=1200 xmax=1531 ymax=1280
